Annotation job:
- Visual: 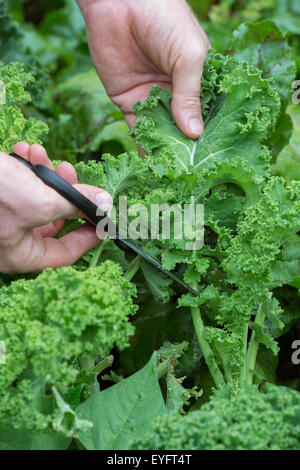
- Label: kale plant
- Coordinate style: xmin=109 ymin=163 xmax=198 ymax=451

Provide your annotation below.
xmin=0 ymin=0 xmax=300 ymax=451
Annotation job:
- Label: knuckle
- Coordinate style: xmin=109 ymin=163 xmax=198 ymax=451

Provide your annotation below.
xmin=173 ymin=95 xmax=201 ymax=109
xmin=182 ymin=35 xmax=210 ymax=66
xmin=187 ymin=42 xmax=207 ymax=61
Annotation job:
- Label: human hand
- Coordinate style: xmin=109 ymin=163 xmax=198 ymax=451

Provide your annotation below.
xmin=0 ymin=143 xmax=112 ymax=274
xmin=77 ymin=0 xmax=210 ymax=138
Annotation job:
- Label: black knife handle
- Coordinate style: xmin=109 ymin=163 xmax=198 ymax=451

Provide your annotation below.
xmin=10 ymin=152 xmax=34 ymax=170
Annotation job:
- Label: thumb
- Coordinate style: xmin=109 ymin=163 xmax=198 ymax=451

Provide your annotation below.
xmin=171 ymin=49 xmax=206 ymax=139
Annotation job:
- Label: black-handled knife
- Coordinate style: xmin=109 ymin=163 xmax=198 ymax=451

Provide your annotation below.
xmin=10 ymin=152 xmax=199 ymax=297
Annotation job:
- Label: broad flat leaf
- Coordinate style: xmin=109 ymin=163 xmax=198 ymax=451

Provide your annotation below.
xmin=76 ymin=352 xmax=167 ymax=450
xmin=203 ymin=21 xmax=233 ymax=53
xmin=0 ymin=426 xmax=70 ymax=450
xmin=231 ymin=21 xmax=296 ymax=104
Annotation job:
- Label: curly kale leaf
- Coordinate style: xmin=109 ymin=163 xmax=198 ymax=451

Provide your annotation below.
xmin=74 ymin=160 xmax=105 ymax=187
xmin=127 ymin=48 xmax=298 ymax=389
xmin=0 ymin=61 xmax=48 ymax=153
xmin=103 ymin=152 xmax=148 ymax=199
xmin=132 ymin=52 xmax=280 ymax=179
xmin=130 ymin=383 xmax=300 ymax=450
xmin=224 ymin=179 xmax=300 ymax=286
xmin=0 ymin=262 xmax=137 ymax=436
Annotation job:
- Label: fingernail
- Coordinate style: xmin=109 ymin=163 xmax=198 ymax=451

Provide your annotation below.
xmin=96 ymin=192 xmax=113 ymax=213
xmin=189 ymin=118 xmax=203 ymax=136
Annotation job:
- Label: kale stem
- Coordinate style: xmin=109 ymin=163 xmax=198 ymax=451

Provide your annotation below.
xmin=92 ymin=355 xmax=114 ymax=375
xmin=245 ymin=303 xmax=265 ymax=385
xmin=220 ymin=354 xmax=233 ymax=384
xmin=240 ymin=323 xmax=250 ymax=383
xmin=124 ymin=255 xmax=141 ymax=281
xmin=157 ymin=360 xmax=169 ymax=380
xmin=89 ymin=238 xmax=107 ymax=268
xmin=191 ymin=304 xmax=225 ymax=389
xmin=80 ymin=357 xmax=99 ymax=395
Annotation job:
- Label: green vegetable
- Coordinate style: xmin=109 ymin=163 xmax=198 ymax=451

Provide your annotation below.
xmin=0 ymin=262 xmax=137 ymax=437
xmin=128 ymin=47 xmax=299 ymax=390
xmin=130 ymin=383 xmax=300 ymax=450
xmin=76 ymin=353 xmax=166 ymax=450
xmin=0 ymin=61 xmax=48 ymax=153
xmin=274 ymin=105 xmax=300 ymax=182
xmin=1 ymin=0 xmax=300 ymax=451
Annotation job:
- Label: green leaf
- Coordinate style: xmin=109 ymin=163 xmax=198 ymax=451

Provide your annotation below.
xmin=166 ymin=375 xmax=202 ymax=414
xmin=52 ymin=387 xmax=92 ymax=438
xmin=157 ymin=341 xmax=189 ymax=364
xmin=253 ymin=345 xmax=278 ymax=385
xmin=133 ymin=53 xmax=280 ymax=179
xmin=140 ymin=260 xmax=174 ymax=303
xmin=178 ymin=286 xmax=219 ymax=309
xmin=274 ymin=105 xmax=300 ymax=182
xmin=93 ymin=120 xmax=136 ymax=154
xmin=74 ymin=160 xmax=105 ymax=187
xmin=231 ymin=21 xmax=296 ymax=105
xmin=270 ymin=234 xmax=300 ymax=287
xmin=269 ymin=0 xmax=300 ymax=36
xmin=76 ymin=352 xmax=167 ymax=450
xmin=44 ymin=68 xmax=132 ymax=160
xmin=103 ymin=152 xmax=147 ymax=199
xmin=0 ymin=61 xmax=48 ymax=153
xmin=0 ymin=425 xmax=70 ymax=450
xmin=0 ymin=263 xmax=137 ymax=435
